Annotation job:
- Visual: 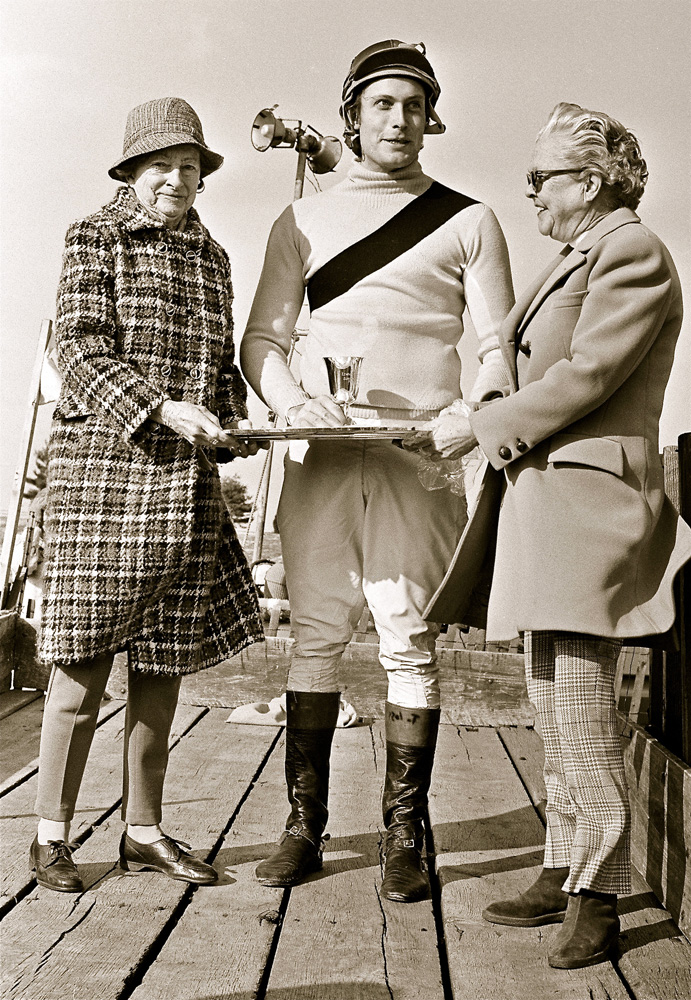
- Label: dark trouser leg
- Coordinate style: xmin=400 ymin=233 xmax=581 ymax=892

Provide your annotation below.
xmin=380 ymin=702 xmax=440 ymax=903
xmin=255 ymin=690 xmax=340 ymax=887
xmin=35 ymin=652 xmax=114 ymax=822
xmin=121 ymin=665 xmax=182 ymax=826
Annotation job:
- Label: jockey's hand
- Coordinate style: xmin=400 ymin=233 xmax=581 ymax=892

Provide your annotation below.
xmin=286 ymin=395 xmax=346 ymax=428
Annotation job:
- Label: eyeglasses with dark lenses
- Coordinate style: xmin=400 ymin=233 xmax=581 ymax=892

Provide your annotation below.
xmin=527 ymin=168 xmax=583 ymax=193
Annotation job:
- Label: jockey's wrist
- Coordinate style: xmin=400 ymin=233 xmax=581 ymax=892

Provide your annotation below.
xmin=286 ymin=401 xmax=307 ymax=426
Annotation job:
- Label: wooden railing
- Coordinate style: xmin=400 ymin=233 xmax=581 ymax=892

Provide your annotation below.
xmin=647 ymin=434 xmax=691 ymax=764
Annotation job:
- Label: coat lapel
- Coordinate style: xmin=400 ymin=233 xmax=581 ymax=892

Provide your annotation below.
xmin=499 ymin=248 xmax=572 ymax=391
xmin=498 ymin=209 xmax=641 ymax=392
xmin=516 ymin=247 xmax=587 ymax=336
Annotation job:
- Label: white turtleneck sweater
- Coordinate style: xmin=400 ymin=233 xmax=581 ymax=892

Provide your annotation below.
xmin=241 ymin=161 xmax=515 ymax=422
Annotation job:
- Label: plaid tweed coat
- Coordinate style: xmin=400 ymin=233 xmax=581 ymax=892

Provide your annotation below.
xmin=40 ymin=186 xmax=264 ymax=674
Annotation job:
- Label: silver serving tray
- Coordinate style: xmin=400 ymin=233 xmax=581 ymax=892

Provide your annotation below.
xmin=229 ymin=425 xmax=428 ymax=442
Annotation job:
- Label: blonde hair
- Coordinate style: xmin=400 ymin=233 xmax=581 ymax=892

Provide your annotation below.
xmin=539 ymin=102 xmax=648 ymax=210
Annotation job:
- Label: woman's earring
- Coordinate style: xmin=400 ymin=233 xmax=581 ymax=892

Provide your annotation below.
xmin=197 ymin=179 xmax=205 ymax=193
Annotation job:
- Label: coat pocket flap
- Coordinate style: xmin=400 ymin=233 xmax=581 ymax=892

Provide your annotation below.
xmin=552 ymin=290 xmax=588 ymax=308
xmin=548 ymin=434 xmax=624 ymax=476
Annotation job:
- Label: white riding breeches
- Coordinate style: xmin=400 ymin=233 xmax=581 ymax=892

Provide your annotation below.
xmin=276 ymin=439 xmax=467 ymax=709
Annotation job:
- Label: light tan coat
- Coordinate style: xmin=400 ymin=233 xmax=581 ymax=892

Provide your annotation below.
xmin=428 ymin=208 xmax=691 ymax=640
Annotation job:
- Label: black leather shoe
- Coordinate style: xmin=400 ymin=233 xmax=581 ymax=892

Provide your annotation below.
xmin=119 ymin=833 xmax=218 ymax=884
xmin=255 ymin=827 xmax=325 ymax=887
xmin=482 ymin=866 xmax=570 ymax=926
xmin=548 ymin=891 xmax=620 ymax=969
xmin=381 ymin=834 xmax=429 ymax=903
xmin=30 ymin=837 xmax=83 ymax=893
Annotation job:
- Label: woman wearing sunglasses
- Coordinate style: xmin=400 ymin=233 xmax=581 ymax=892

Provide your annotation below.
xmin=407 ymin=102 xmax=691 ymax=968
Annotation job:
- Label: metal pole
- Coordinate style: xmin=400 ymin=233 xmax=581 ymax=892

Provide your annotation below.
xmin=251 ymin=442 xmax=274 ymax=563
xmin=293 ymin=149 xmax=308 ymax=201
xmin=251 ymin=145 xmax=309 ymax=562
xmin=1 ymin=319 xmax=52 ymax=607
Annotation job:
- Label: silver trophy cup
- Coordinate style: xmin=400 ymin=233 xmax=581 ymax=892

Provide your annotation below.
xmin=324 ymin=356 xmax=363 ymax=422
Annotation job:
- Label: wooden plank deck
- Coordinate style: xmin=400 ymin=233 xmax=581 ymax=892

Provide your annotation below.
xmin=1 ymin=696 xmax=690 ymax=1000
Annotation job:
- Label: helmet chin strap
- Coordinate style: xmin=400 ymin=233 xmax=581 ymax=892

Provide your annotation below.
xmin=342 ymin=106 xmax=359 ymax=151
xmin=425 ymin=105 xmax=446 ymax=135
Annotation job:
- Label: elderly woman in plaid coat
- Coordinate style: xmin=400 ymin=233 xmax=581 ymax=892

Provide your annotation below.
xmin=411 ymin=103 xmax=691 ymax=969
xmin=30 ymin=98 xmax=265 ymax=893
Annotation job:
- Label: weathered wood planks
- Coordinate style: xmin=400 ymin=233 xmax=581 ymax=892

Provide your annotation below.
xmin=133 ymin=719 xmax=446 ymax=999
xmin=2 ymin=709 xmax=690 ymax=1000
xmin=0 ymin=695 xmax=45 ymax=785
xmin=263 ymin=722 xmax=445 ymax=999
xmin=129 ymin=728 xmax=287 ymax=999
xmin=0 ymin=711 xmax=277 ymax=1000
xmin=618 ymin=868 xmax=691 ymax=1000
xmin=0 ymin=690 xmax=42 ymax=721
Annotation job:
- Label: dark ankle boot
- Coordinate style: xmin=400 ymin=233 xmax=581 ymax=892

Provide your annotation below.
xmin=482 ymin=866 xmax=570 ymax=926
xmin=380 ymin=702 xmax=440 ymax=903
xmin=548 ymin=890 xmax=620 ymax=969
xmin=255 ymin=691 xmax=339 ymax=888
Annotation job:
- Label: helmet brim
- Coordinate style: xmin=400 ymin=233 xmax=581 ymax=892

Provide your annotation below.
xmin=345 ymin=65 xmax=440 ymax=105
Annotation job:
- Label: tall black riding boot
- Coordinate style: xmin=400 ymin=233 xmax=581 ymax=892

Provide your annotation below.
xmin=255 ymin=691 xmax=340 ymax=887
xmin=380 ymin=702 xmax=440 ymax=903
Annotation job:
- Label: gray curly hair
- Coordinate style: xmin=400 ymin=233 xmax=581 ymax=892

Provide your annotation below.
xmin=538 ymin=102 xmax=648 ymax=210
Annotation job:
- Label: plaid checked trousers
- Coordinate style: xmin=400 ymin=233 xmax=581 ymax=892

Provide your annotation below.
xmin=525 ymin=630 xmax=631 ymax=895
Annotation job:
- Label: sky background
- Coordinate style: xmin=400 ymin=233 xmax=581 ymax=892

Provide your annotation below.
xmin=2 ymin=0 xmax=690 ymax=528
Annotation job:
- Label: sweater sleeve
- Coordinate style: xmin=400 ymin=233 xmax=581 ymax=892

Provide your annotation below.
xmin=462 ymin=206 xmax=515 ymax=402
xmin=470 ymin=226 xmax=676 ymax=469
xmin=55 ymin=219 xmax=167 ymax=439
xmin=240 ymin=207 xmax=312 ymax=420
xmin=214 ymin=249 xmax=248 ymax=426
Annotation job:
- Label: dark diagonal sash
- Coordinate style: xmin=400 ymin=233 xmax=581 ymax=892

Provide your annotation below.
xmin=306 ymin=182 xmax=478 ymax=313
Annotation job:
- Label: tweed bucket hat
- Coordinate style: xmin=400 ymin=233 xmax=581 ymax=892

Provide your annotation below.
xmin=109 ymin=97 xmax=224 ymax=181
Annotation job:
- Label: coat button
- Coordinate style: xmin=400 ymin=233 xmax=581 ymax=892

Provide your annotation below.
xmin=161 ymin=363 xmax=172 ymax=376
xmin=186 ymin=250 xmax=198 ymax=262
xmin=156 ymin=242 xmax=168 ymax=255
xmin=516 ymin=440 xmax=528 ymax=453
xmin=498 ymin=445 xmax=511 ymax=460
xmin=190 ymin=366 xmax=202 ymax=379
xmin=165 ymin=304 xmax=175 ymax=316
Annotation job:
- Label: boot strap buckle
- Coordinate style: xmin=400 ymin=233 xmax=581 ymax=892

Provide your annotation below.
xmin=283 ymin=826 xmax=326 ymax=852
